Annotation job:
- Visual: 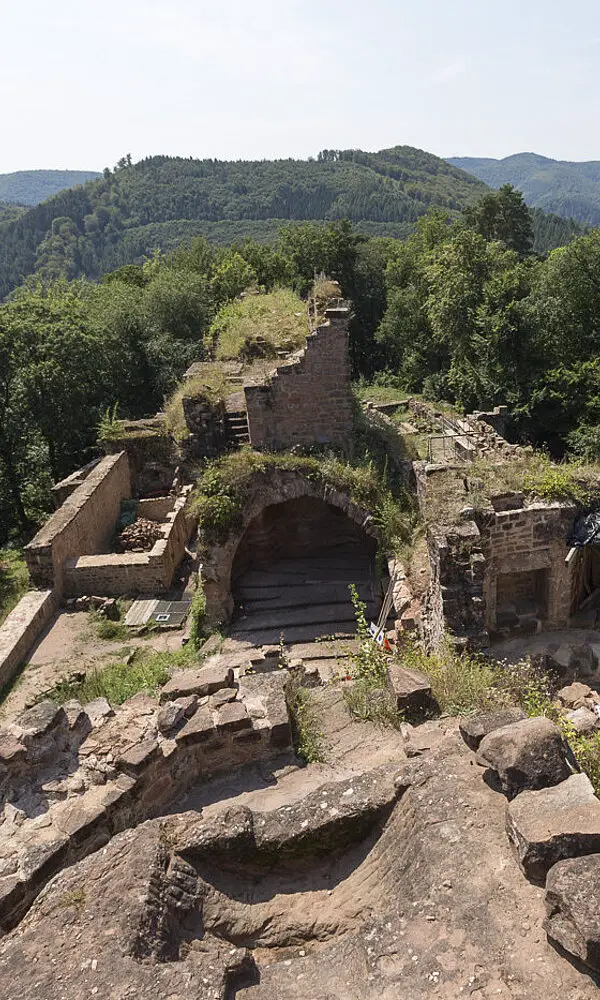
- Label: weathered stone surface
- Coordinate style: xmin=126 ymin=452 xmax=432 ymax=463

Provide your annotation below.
xmin=160 ymin=664 xmax=234 ymax=701
xmin=476 ymin=716 xmax=574 ymax=798
xmin=117 ymin=740 xmax=160 ymax=775
xmin=174 ymin=694 xmax=198 ymax=717
xmin=18 ymin=701 xmax=66 ymax=739
xmin=175 ymin=706 xmax=215 ymax=745
xmin=566 ymin=706 xmax=599 ymax=735
xmin=0 ymin=736 xmax=26 ymax=764
xmin=216 ymin=701 xmax=251 ymax=734
xmin=208 ymin=687 xmax=238 ymax=709
xmin=157 ymin=701 xmax=185 ymax=733
xmin=238 ymin=671 xmax=291 ymax=748
xmin=85 ymin=697 xmax=115 ymax=727
xmin=506 ymin=773 xmax=600 ymax=881
xmin=386 ymin=662 xmax=433 ymax=714
xmin=61 ymin=699 xmax=90 ymax=732
xmin=557 ymin=682 xmax=594 ymax=710
xmin=459 ymin=707 xmax=526 ymax=750
xmin=544 ymin=853 xmax=600 ymax=972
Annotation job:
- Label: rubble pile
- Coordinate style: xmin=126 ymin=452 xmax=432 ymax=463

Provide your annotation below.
xmin=117 ymin=518 xmax=163 ymax=552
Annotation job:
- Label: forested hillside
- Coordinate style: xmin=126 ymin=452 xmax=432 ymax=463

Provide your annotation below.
xmin=0 ymin=149 xmax=583 ymax=298
xmin=0 ymin=148 xmax=488 ymax=297
xmin=0 ymin=203 xmax=26 ymax=224
xmin=448 ymin=153 xmax=600 ymax=226
xmin=0 ymin=170 xmax=100 ymax=206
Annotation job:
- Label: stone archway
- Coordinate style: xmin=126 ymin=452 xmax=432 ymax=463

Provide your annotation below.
xmin=199 ymin=469 xmax=382 ymax=637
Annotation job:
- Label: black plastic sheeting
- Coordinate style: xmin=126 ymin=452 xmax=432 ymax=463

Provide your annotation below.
xmin=568 ymin=512 xmax=600 ymax=547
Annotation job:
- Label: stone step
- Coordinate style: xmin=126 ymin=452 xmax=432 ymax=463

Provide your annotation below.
xmin=233 ymin=601 xmax=382 ymax=632
xmin=239 ymin=566 xmax=375 ymax=587
xmin=230 ymin=622 xmax=359 ymax=645
xmin=236 ymin=583 xmax=374 ymax=610
xmin=287 ymin=638 xmax=360 ymax=660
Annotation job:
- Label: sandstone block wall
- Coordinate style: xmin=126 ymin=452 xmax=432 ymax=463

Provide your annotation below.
xmin=0 ymin=590 xmax=58 ymax=689
xmin=24 ymin=453 xmax=131 ymax=595
xmin=245 ymin=307 xmax=353 ymax=451
xmin=478 ymin=502 xmax=575 ymax=632
xmin=64 ymin=488 xmax=196 ymax=597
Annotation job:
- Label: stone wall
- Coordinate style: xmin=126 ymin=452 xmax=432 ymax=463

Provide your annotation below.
xmin=0 ymin=590 xmax=58 ymax=690
xmin=24 ymin=453 xmax=131 ymax=595
xmin=51 ymin=458 xmax=102 ymax=507
xmin=0 ymin=662 xmax=291 ymax=933
xmin=245 ymin=306 xmax=353 ymax=451
xmin=418 ymin=463 xmax=577 ymax=648
xmin=180 ymin=396 xmax=229 ymax=460
xmin=478 ymin=501 xmax=576 ymax=635
xmin=102 ymin=420 xmax=179 ymax=496
xmin=64 ymin=488 xmax=196 ymax=596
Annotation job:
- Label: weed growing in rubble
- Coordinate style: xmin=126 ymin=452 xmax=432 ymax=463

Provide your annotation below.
xmin=286 ymin=672 xmax=325 ymax=763
xmin=188 ymin=583 xmax=208 ymax=649
xmin=46 ymin=647 xmax=196 ymax=706
xmin=343 ymin=585 xmax=403 ymax=730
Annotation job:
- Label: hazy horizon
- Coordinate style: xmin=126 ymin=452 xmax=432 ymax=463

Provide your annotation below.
xmin=4 ymin=0 xmax=600 ymax=173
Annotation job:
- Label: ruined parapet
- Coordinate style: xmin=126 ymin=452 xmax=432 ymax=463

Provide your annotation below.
xmin=180 ymin=395 xmax=228 ymax=459
xmin=51 ymin=458 xmax=102 ymax=507
xmin=0 ymin=664 xmax=292 ymax=933
xmin=245 ymin=306 xmax=353 ymax=452
xmin=100 ymin=416 xmax=179 ymax=496
xmin=416 ymin=458 xmax=578 ymax=648
xmin=25 ymin=452 xmax=132 ymax=594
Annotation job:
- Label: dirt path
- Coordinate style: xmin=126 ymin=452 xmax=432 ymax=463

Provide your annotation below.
xmin=0 ymin=610 xmax=184 ymax=719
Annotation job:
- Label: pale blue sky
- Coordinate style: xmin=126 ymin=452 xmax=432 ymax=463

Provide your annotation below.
xmin=2 ymin=0 xmax=599 ymax=171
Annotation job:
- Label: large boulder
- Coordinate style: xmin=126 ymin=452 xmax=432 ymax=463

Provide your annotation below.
xmin=386 ymin=662 xmax=434 ymax=715
xmin=506 ymin=772 xmax=600 ymax=881
xmin=544 ymin=853 xmax=600 ymax=972
xmin=459 ymin=708 xmax=526 ymax=751
xmin=476 ymin=716 xmax=574 ymax=798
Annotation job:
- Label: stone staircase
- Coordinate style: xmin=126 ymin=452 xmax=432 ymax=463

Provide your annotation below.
xmin=225 ymin=409 xmax=250 ymax=447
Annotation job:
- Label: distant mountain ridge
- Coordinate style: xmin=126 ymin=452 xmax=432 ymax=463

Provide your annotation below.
xmin=0 ymin=170 xmax=100 ymax=206
xmin=447 ymin=153 xmax=600 ymax=226
xmin=0 ymin=147 xmax=489 ymax=297
xmin=0 ymin=148 xmax=586 ymax=299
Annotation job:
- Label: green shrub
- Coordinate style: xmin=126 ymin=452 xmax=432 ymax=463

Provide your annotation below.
xmin=286 ymin=672 xmax=326 ymax=763
xmin=0 ymin=548 xmax=30 ymax=626
xmin=209 ymin=288 xmax=308 ymax=360
xmin=343 ymin=584 xmax=402 ymax=729
xmin=97 ymin=403 xmax=125 ymax=442
xmin=47 ymin=646 xmax=196 ymax=706
xmin=188 ymin=583 xmax=208 ymax=649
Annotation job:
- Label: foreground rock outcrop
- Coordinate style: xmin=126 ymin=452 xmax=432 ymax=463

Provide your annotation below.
xmin=1 ymin=728 xmax=599 ymax=999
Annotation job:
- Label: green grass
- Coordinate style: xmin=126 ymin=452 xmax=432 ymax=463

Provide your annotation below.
xmin=46 ymin=646 xmax=197 ymax=706
xmin=191 ymin=447 xmax=416 ymax=553
xmin=164 ymin=370 xmax=230 ymax=443
xmin=286 ymin=672 xmax=326 ymax=763
xmin=209 ymin=288 xmax=308 ymax=361
xmin=0 ymin=548 xmax=30 ymax=626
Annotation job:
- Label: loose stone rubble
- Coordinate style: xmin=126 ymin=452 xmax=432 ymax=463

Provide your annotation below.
xmin=0 ymin=653 xmax=291 ymax=934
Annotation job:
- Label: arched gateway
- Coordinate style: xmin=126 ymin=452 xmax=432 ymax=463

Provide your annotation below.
xmin=199 ymin=470 xmax=385 ymax=644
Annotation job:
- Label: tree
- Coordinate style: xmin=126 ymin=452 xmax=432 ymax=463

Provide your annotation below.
xmin=463 ymin=184 xmax=534 ymax=256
